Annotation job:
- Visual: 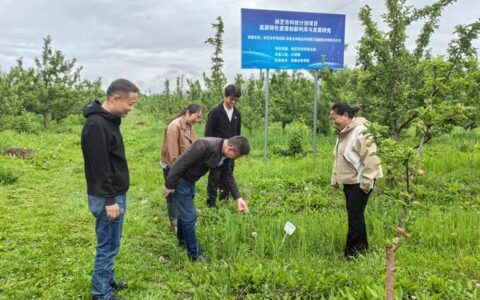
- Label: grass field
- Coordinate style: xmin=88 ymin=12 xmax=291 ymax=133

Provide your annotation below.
xmin=0 ymin=111 xmax=479 ymax=299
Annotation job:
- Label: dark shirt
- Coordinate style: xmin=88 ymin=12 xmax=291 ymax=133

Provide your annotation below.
xmin=165 ymin=138 xmax=241 ymax=199
xmin=204 ymin=103 xmax=241 ymax=138
xmin=81 ymin=100 xmax=129 ymax=205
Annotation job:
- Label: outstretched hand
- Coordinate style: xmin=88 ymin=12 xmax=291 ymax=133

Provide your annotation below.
xmin=236 ymin=197 xmax=249 ymax=213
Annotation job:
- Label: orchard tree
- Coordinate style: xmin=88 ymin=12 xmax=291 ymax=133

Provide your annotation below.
xmin=203 ymin=16 xmax=227 ymax=110
xmin=367 ymin=122 xmax=419 ymax=300
xmin=318 ymin=67 xmax=365 ymax=135
xmin=32 ymin=36 xmax=81 ymax=127
xmin=414 ymin=22 xmax=480 ymax=154
xmin=270 ymin=70 xmax=312 ymax=130
xmin=239 ymin=73 xmax=264 ymax=135
xmin=454 ymin=58 xmax=480 ymax=131
xmin=353 ymin=0 xmax=480 ymax=297
xmin=31 ymin=36 xmax=101 ymax=127
xmin=0 ymin=59 xmax=37 ymax=119
xmin=356 ymin=0 xmax=459 ymax=140
xmin=186 ymin=78 xmax=204 ymax=104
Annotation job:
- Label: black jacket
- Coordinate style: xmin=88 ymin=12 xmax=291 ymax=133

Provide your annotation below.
xmin=81 ymin=100 xmax=129 ymax=205
xmin=204 ymin=103 xmax=241 ymax=138
xmin=165 ymin=138 xmax=241 ymax=199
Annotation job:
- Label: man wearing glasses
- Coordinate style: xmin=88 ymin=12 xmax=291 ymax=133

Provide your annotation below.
xmin=204 ymin=84 xmax=242 ymax=208
xmin=163 ymin=136 xmax=250 ymax=261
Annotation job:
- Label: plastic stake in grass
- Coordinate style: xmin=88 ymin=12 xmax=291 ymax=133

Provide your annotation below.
xmin=281 ymin=221 xmax=296 ymax=247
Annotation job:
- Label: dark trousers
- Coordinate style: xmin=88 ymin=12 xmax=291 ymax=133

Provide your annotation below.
xmin=162 ymin=167 xmax=177 ymax=224
xmin=206 ymin=161 xmax=234 ymax=206
xmin=343 ymin=184 xmax=371 ymax=257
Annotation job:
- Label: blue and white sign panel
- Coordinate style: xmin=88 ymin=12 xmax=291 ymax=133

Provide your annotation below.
xmin=241 ymin=9 xmax=345 ymax=70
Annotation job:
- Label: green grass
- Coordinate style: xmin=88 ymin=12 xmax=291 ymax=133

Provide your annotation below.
xmin=0 ymin=111 xmax=479 ymax=299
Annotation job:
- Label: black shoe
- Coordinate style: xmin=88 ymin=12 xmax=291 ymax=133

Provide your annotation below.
xmin=206 ymin=200 xmax=217 ymax=208
xmin=92 ymin=296 xmax=119 ymax=300
xmin=190 ymin=255 xmax=207 ymax=262
xmin=110 ymin=280 xmax=127 ymax=290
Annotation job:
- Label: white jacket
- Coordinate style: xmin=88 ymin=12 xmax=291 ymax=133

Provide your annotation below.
xmin=331 ymin=117 xmax=383 ymax=191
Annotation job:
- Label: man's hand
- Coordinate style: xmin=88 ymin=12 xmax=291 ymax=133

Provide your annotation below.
xmin=105 ymin=203 xmax=120 ymax=220
xmin=163 ymin=186 xmax=175 ymax=198
xmin=236 ymin=197 xmax=249 ymax=213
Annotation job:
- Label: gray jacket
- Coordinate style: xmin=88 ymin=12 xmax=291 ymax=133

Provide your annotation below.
xmin=165 ymin=137 xmax=241 ymax=199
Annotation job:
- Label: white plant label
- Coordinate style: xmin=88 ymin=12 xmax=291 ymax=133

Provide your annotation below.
xmin=284 ymin=221 xmax=296 ymax=235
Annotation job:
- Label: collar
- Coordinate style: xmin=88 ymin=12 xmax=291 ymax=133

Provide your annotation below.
xmin=177 ymin=116 xmax=190 ymax=131
xmin=223 ymin=103 xmax=234 ymax=112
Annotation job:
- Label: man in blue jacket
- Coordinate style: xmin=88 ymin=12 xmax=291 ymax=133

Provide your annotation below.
xmin=81 ymin=78 xmax=139 ymax=300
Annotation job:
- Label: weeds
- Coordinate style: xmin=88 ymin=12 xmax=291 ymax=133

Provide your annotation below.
xmin=0 ymin=112 xmax=479 ymax=298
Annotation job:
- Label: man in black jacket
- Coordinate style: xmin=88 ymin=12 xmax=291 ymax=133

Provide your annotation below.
xmin=204 ymin=84 xmax=242 ymax=207
xmin=81 ymin=78 xmax=139 ymax=300
xmin=163 ymin=136 xmax=250 ymax=261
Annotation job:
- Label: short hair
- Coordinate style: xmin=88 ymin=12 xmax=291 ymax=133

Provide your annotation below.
xmin=227 ymin=136 xmax=250 ymax=156
xmin=331 ymin=102 xmax=360 ymax=118
xmin=107 ymin=79 xmax=140 ymax=96
xmin=224 ymin=84 xmax=241 ymax=98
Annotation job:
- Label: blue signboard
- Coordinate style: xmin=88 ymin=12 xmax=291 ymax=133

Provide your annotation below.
xmin=241 ymin=8 xmax=345 ymax=70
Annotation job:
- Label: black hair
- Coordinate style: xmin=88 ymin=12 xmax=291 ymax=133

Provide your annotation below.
xmin=331 ymin=102 xmax=360 ymax=118
xmin=106 ymin=79 xmax=140 ymax=96
xmin=226 ymin=136 xmax=250 ymax=156
xmin=224 ymin=84 xmax=241 ymax=98
xmin=177 ymin=103 xmax=203 ymax=117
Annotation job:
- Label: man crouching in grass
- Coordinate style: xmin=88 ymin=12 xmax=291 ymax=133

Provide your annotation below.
xmin=163 ymin=136 xmax=250 ymax=261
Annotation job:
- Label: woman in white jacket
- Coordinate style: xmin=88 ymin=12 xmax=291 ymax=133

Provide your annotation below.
xmin=330 ymin=102 xmax=383 ymax=259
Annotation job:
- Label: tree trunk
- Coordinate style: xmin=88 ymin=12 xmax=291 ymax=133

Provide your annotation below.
xmin=43 ymin=98 xmax=50 ymax=128
xmin=43 ymin=112 xmax=49 ymax=128
xmin=386 ymin=212 xmax=405 ymax=300
xmin=386 ymin=237 xmax=400 ymax=300
xmin=416 ymin=133 xmax=427 ymax=156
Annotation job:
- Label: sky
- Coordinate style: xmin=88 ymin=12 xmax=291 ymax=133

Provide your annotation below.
xmin=0 ymin=0 xmax=479 ymax=93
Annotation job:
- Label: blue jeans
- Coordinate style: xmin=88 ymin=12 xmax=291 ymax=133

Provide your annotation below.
xmin=174 ymin=178 xmax=201 ymax=259
xmin=88 ymin=194 xmax=126 ymax=299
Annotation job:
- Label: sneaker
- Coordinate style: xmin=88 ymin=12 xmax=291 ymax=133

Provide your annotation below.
xmin=190 ymin=255 xmax=207 ymax=262
xmin=110 ymin=280 xmax=127 ymax=290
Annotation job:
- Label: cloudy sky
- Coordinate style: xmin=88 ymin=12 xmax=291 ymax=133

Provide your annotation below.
xmin=0 ymin=0 xmax=478 ymax=93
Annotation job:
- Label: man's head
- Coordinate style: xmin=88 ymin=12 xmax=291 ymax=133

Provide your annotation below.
xmin=223 ymin=84 xmax=241 ymax=110
xmin=222 ymin=136 xmax=250 ymax=159
xmin=104 ymin=79 xmax=140 ymax=118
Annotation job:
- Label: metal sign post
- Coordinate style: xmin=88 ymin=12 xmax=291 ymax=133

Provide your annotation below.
xmin=264 ymin=69 xmax=270 ymax=164
xmin=313 ymin=70 xmax=319 ymax=155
